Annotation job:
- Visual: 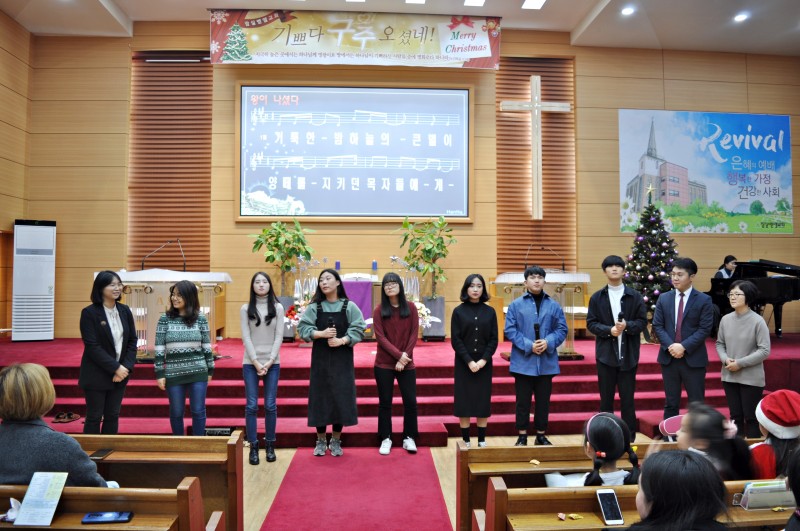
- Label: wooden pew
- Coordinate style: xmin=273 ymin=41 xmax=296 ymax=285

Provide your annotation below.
xmin=455 ymin=440 xmax=677 ymax=531
xmin=70 ymin=430 xmax=243 ymax=531
xmin=479 ymin=478 xmax=788 ymax=531
xmin=0 ymin=476 xmax=209 ymax=531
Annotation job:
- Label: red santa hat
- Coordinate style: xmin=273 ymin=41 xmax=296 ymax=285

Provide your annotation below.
xmin=755 ymin=389 xmax=800 ymax=440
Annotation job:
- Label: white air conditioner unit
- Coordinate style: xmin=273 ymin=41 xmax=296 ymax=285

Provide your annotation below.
xmin=12 ymin=220 xmax=56 ymax=341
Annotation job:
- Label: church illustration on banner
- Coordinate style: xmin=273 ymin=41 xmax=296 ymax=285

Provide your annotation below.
xmin=625 ymin=118 xmax=708 ymax=214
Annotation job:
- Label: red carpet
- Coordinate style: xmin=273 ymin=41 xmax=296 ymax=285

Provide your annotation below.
xmin=261 ymin=447 xmax=451 ymax=531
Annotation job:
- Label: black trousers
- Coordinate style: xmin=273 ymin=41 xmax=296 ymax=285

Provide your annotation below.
xmin=722 ymin=381 xmax=764 ymax=438
xmin=83 ymin=385 xmax=127 ymax=434
xmin=374 ymin=366 xmax=418 ymax=440
xmin=513 ymin=373 xmax=554 ymax=433
xmin=597 ymin=362 xmax=638 ymax=435
xmin=661 ymin=357 xmax=706 ymax=419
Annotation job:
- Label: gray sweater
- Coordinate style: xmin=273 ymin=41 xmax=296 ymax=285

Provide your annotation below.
xmin=240 ymin=298 xmax=284 ymax=366
xmin=715 ymin=309 xmax=771 ymax=387
xmin=0 ymin=419 xmax=107 ymax=487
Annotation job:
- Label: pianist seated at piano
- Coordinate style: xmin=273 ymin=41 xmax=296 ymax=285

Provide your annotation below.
xmin=716 ymin=280 xmax=770 ymax=439
xmin=708 ymin=259 xmax=800 ymax=338
xmin=713 ymin=255 xmax=737 ymax=279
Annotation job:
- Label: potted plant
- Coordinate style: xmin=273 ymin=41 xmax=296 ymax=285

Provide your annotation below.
xmin=398 ymin=216 xmax=457 ymax=340
xmin=251 ymin=219 xmax=315 ymax=341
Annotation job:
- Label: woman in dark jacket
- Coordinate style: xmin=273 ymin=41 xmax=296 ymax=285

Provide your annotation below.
xmin=79 ymin=270 xmax=137 ymax=434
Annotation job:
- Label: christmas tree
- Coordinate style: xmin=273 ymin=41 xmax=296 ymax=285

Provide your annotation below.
xmin=221 ymin=23 xmax=252 ymax=62
xmin=624 ymin=187 xmax=679 ymax=319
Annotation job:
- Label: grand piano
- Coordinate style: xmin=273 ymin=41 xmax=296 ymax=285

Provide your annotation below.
xmin=708 ymin=259 xmax=800 ymax=337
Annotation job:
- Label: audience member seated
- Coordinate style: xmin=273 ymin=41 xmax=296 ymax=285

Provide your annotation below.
xmin=784 ymin=449 xmax=800 ymax=531
xmin=677 ymin=402 xmax=753 ymax=480
xmin=0 ymin=363 xmax=108 ymax=487
xmin=629 ymin=450 xmax=728 ymax=531
xmin=545 ymin=412 xmax=640 ymax=487
xmin=750 ymin=389 xmax=800 ymax=479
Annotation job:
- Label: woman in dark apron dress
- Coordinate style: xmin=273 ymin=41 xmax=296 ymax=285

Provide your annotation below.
xmin=297 ymin=268 xmax=366 ymax=457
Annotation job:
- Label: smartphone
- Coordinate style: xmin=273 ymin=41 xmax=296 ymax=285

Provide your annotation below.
xmin=596 ymin=488 xmax=624 ymax=526
xmin=81 ymin=512 xmax=133 ymax=524
xmin=89 ymin=448 xmax=114 ymax=461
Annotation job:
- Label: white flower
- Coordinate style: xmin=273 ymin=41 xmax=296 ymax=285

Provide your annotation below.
xmin=684 ymin=224 xmax=695 ymax=233
xmin=662 ymin=218 xmax=673 ymax=232
xmin=739 ymin=221 xmax=748 ymax=233
xmin=714 ymin=223 xmax=728 ymax=233
xmin=413 ymin=301 xmax=433 ymax=329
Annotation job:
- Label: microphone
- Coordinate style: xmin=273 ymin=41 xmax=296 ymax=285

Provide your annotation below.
xmin=534 ymin=323 xmax=540 ymax=341
xmin=618 ymin=312 xmax=624 ymax=322
xmin=540 ymin=246 xmax=565 ymax=272
xmin=141 ymin=240 xmax=173 ymax=270
xmin=176 ymin=237 xmax=186 ymax=272
xmin=523 ymin=242 xmax=536 ymax=270
xmin=327 ymin=317 xmax=335 ymax=329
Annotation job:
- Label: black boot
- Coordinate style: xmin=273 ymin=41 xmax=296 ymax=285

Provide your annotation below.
xmin=266 ymin=441 xmax=276 ymax=463
xmin=249 ymin=441 xmax=260 ymax=465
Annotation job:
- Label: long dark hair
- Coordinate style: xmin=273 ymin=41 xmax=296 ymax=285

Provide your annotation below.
xmin=583 ymin=412 xmax=639 ymax=486
xmin=90 ymin=270 xmax=123 ymax=305
xmin=718 ymin=255 xmax=737 ymax=270
xmin=247 ymin=271 xmax=277 ymax=327
xmin=765 ymin=435 xmax=800 ymax=478
xmin=166 ymin=280 xmax=200 ymax=327
xmin=685 ymin=403 xmax=753 ymax=480
xmin=633 ymin=450 xmax=727 ymax=531
xmin=379 ymin=272 xmax=410 ymax=319
xmin=459 ymin=273 xmax=490 ymax=303
xmin=310 ymin=268 xmax=348 ymax=303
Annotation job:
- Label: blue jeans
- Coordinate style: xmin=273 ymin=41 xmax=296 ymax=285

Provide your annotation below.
xmin=166 ymin=380 xmax=208 ymax=436
xmin=243 ymin=363 xmax=280 ymax=443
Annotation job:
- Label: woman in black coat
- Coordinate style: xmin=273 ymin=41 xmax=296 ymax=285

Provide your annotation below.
xmin=79 ymin=270 xmax=138 ymax=434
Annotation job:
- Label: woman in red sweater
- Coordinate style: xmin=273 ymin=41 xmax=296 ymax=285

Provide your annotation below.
xmin=372 ymin=272 xmax=419 ymax=455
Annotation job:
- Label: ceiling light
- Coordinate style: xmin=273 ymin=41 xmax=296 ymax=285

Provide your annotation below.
xmin=345 ymin=0 xmax=366 ymax=2
xmin=521 ymin=0 xmax=547 ymax=9
xmin=406 ymin=0 xmax=426 ymax=4
xmin=464 ymin=0 xmax=486 ymax=6
xmin=621 ymin=6 xmax=635 ymax=16
xmin=734 ymin=12 xmax=749 ymax=22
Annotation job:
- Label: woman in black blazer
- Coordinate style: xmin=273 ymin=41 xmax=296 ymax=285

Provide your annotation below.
xmin=79 ymin=270 xmax=138 ymax=434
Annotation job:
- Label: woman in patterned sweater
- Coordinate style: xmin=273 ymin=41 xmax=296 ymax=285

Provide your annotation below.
xmin=155 ymin=280 xmax=214 ymax=436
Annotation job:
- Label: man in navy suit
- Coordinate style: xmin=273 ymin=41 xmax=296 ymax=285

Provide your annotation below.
xmin=652 ymin=257 xmax=714 ymax=420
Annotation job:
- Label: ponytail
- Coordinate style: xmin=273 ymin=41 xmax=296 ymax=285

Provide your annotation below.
xmin=584 ymin=452 xmax=606 ymax=486
xmin=623 ymin=446 xmax=640 ymax=485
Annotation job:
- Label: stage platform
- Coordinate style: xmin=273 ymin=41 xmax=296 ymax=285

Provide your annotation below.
xmin=0 ymin=335 xmax=797 ymax=447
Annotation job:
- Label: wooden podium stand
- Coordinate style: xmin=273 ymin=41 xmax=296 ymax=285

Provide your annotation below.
xmin=491 ymin=270 xmax=590 ymax=359
xmin=109 ymin=269 xmax=232 ymax=361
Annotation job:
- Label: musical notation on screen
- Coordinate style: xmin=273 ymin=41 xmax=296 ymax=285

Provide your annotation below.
xmin=250 ymin=108 xmax=461 ymax=127
xmin=248 ymin=153 xmax=461 ymax=172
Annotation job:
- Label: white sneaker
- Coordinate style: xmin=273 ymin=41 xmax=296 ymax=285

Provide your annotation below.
xmin=478 ymin=441 xmax=487 ymax=448
xmin=402 ymin=437 xmax=418 ymax=453
xmin=463 ymin=441 xmax=471 ymax=448
xmin=379 ymin=438 xmax=392 ymax=455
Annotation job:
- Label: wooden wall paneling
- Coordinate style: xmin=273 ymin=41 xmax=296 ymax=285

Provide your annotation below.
xmin=747 ymin=83 xmax=800 ymax=115
xmin=0 ymin=197 xmax=24 ymax=231
xmin=131 ymin=36 xmax=208 ymax=51
xmin=575 ymin=76 xmax=665 ymax=109
xmin=0 ymin=10 xmax=31 ymax=63
xmin=0 ymin=84 xmax=28 ymax=130
xmin=211 ymin=133 xmax=234 ymax=168
xmin=54 ymin=268 xmax=109 ymax=303
xmin=30 ymin=101 xmax=129 ymax=134
xmin=473 ymin=135 xmax=497 ymax=170
xmin=577 ymin=203 xmax=621 ymax=237
xmin=0 ymin=47 xmax=30 ymax=96
xmin=27 ymin=201 xmax=126 ymax=234
xmin=664 ymin=80 xmax=748 ymax=112
xmin=32 ymin=37 xmax=131 ymax=68
xmin=663 ymin=51 xmax=747 ymax=82
xmin=745 ymin=55 xmax=800 ymax=86
xmin=575 ymin=139 xmax=618 ymax=173
xmin=0 ymin=122 xmax=26 ymax=165
xmin=54 ymin=302 xmax=88 ymax=338
xmin=55 ymin=234 xmax=126 ymax=268
xmin=29 ymin=133 xmax=127 ymax=167
xmin=212 ymin=100 xmax=234 ymax=135
xmin=501 ymin=31 xmax=571 ymax=45
xmin=133 ymin=21 xmax=208 ymax=36
xmin=27 ymin=167 xmax=128 ymax=201
xmin=211 ymin=167 xmax=234 ymax=201
xmin=575 ymin=47 xmax=664 ymax=79
xmin=577 ymin=171 xmax=618 ymax=204
xmin=0 ymin=232 xmax=10 ymax=330
xmin=31 ymin=68 xmax=131 ymax=101
xmin=575 ymin=107 xmax=619 ymax=140
xmin=0 ymin=158 xmax=25 ymax=201
xmin=791 ymin=116 xmax=799 ymax=148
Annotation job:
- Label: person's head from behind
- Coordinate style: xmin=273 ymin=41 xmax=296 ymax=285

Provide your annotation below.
xmin=460 ymin=273 xmax=489 ymax=303
xmin=670 ymin=257 xmax=698 ymax=292
xmin=0 ymin=363 xmax=55 ymax=421
xmin=636 ymin=450 xmax=726 ymax=530
xmin=583 ymin=412 xmax=639 ymax=486
xmin=168 ymin=280 xmax=200 ymax=326
xmin=312 ymin=268 xmax=347 ymax=302
xmin=786 ymin=449 xmax=800 ymax=505
xmin=380 ymin=272 xmax=409 ymax=318
xmin=678 ymin=402 xmax=752 ymax=480
xmin=523 ymin=265 xmax=546 ymax=295
xmin=90 ymin=270 xmax=124 ymax=305
xmin=721 ymin=255 xmax=737 ymax=272
xmin=755 ymin=389 xmax=800 ymax=477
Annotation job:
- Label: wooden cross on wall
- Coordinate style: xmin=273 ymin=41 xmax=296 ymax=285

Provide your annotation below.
xmin=499 ymin=75 xmax=572 ymax=220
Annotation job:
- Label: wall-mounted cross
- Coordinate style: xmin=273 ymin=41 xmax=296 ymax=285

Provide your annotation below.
xmin=499 ymin=75 xmax=572 ymax=220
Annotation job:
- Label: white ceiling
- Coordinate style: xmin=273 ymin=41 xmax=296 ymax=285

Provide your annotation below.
xmin=1 ymin=0 xmax=799 ymax=56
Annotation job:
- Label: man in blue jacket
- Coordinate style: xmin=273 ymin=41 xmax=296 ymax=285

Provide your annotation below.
xmin=652 ymin=257 xmax=714 ymax=420
xmin=504 ymin=265 xmax=568 ymax=446
xmin=586 ymin=255 xmax=647 ymax=437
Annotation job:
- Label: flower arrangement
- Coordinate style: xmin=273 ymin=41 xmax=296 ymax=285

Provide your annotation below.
xmin=285 ymin=299 xmax=310 ymax=328
xmin=414 ymin=300 xmax=433 ymax=329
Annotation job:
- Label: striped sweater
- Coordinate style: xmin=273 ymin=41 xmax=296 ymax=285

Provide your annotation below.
xmin=154 ymin=313 xmax=214 ymax=385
